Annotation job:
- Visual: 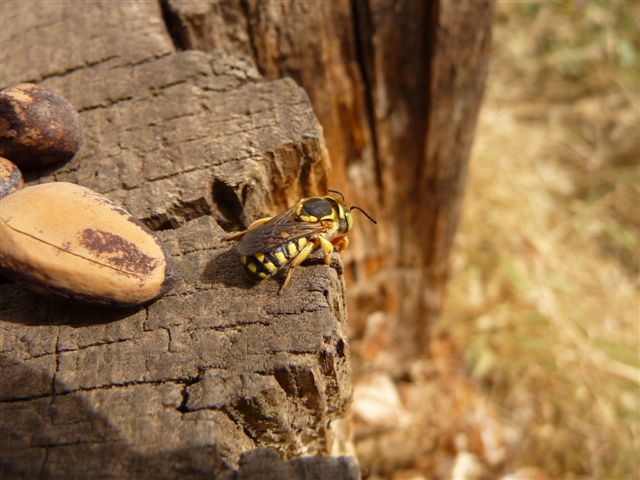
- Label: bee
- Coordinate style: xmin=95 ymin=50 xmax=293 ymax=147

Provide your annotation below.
xmin=225 ymin=190 xmax=376 ymax=293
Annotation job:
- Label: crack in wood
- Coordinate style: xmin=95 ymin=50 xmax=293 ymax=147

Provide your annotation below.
xmin=0 ymin=392 xmax=53 ymax=404
xmin=414 ymin=0 xmax=440 ymax=216
xmin=28 ymin=439 xmax=111 ymax=449
xmin=188 ymin=320 xmax=274 ymax=332
xmin=141 ymin=197 xmax=213 ymax=231
xmin=159 ymin=0 xmax=188 ymax=51
xmin=176 ymin=371 xmax=201 ymax=414
xmin=76 ymin=81 xmax=188 ymax=114
xmin=1 ymin=2 xmax=354 ymax=475
xmin=169 ymin=245 xmax=218 ymax=258
xmin=5 ymin=378 xmax=197 ymax=402
xmin=350 ymin=0 xmax=383 ymax=205
xmin=239 ymin=0 xmax=262 ymax=76
xmin=25 ymin=337 xmax=139 ymax=356
xmin=98 ymin=154 xmax=257 ymax=196
xmin=221 ymin=407 xmax=259 ymax=448
xmin=50 ymin=323 xmax=60 ymax=401
xmin=6 ymin=54 xmax=119 ymax=86
xmin=212 ymin=179 xmax=245 ymax=232
xmin=143 ymin=305 xmax=151 ymax=331
xmin=38 ymin=446 xmax=49 ymax=478
xmin=75 ymin=95 xmax=135 ymax=114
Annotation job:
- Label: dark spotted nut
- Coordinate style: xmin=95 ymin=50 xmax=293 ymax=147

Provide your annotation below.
xmin=0 ymin=156 xmax=24 ymax=198
xmin=0 ymin=83 xmax=83 ymax=169
xmin=0 ymin=182 xmax=175 ymax=306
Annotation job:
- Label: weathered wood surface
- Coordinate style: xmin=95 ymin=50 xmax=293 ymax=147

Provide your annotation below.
xmin=164 ymin=0 xmax=495 ymax=365
xmin=0 ymin=1 xmax=357 ymax=478
xmin=160 ymin=0 xmax=495 ymax=477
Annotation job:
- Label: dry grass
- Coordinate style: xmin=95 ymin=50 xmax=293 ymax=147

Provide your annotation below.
xmin=443 ymin=1 xmax=640 ymax=478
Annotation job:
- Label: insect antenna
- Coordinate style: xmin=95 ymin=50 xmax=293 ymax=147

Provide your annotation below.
xmin=350 ymin=205 xmax=377 ymax=224
xmin=328 ymin=189 xmax=345 ymax=204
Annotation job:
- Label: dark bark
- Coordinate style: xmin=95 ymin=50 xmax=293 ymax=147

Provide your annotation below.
xmin=1 ymin=0 xmax=494 ymax=476
xmin=0 ymin=1 xmax=356 ymax=478
xmin=162 ymin=0 xmax=494 ymax=367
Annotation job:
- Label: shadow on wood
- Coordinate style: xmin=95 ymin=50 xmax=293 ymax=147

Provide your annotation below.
xmin=0 ymin=354 xmax=358 ymax=479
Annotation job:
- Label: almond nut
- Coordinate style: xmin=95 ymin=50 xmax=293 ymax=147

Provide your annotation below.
xmin=0 ymin=83 xmax=83 ymax=169
xmin=0 ymin=182 xmax=175 ymax=306
xmin=0 ymin=156 xmax=24 ymax=198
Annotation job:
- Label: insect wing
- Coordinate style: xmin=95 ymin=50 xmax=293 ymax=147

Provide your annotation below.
xmin=237 ymin=207 xmax=323 ymax=255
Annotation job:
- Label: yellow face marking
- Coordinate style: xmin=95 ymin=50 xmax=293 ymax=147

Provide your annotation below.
xmin=247 ymin=263 xmax=257 ymax=273
xmin=241 ymin=255 xmax=248 ymax=265
xmin=338 ymin=203 xmax=345 ymax=219
xmin=297 ymin=237 xmax=308 ymax=249
xmin=263 ymin=261 xmax=277 ymax=272
xmin=255 ymin=253 xmax=265 ymax=262
xmin=287 ymin=242 xmax=298 ymax=257
xmin=258 ymin=272 xmax=267 ymax=278
xmin=275 ymin=251 xmax=287 ymax=264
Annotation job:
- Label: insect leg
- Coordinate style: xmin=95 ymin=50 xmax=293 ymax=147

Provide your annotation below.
xmin=332 ymin=236 xmax=349 ymax=253
xmin=279 ymin=241 xmax=316 ymax=294
xmin=223 ymin=216 xmax=274 ymax=241
xmin=318 ymin=236 xmax=334 ymax=265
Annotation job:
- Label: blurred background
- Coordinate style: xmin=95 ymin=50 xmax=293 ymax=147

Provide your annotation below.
xmin=450 ymin=0 xmax=638 ymax=477
xmin=418 ymin=1 xmax=637 ymax=478
xmin=351 ymin=1 xmax=638 ymax=479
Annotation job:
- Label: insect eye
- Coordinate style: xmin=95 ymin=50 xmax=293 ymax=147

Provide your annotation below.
xmin=346 ymin=211 xmax=353 ymax=231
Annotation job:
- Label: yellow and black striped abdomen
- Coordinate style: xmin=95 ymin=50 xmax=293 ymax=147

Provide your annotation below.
xmin=241 ymin=237 xmax=310 ymax=281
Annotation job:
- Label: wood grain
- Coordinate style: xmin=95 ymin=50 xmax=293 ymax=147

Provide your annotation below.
xmin=163 ymin=0 xmax=494 ymax=365
xmin=0 ymin=1 xmax=356 ymax=478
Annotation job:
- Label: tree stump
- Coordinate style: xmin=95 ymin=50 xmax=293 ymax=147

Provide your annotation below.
xmin=1 ymin=0 xmax=494 ymax=477
xmin=161 ymin=0 xmax=495 ymax=368
xmin=0 ymin=1 xmax=357 ymax=478
xmin=152 ymin=0 xmax=496 ymax=476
